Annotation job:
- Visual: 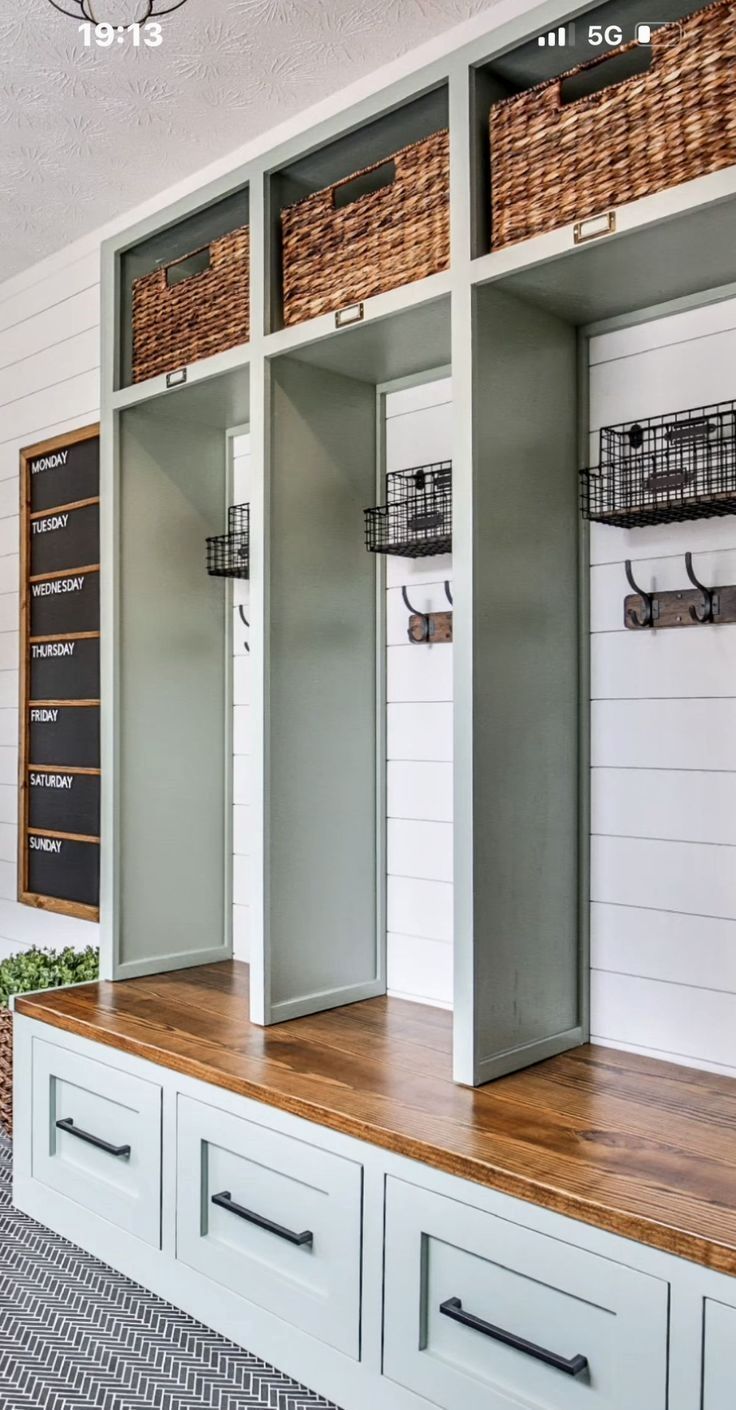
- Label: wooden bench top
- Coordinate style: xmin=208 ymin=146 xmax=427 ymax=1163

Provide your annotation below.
xmin=16 ymin=959 xmax=736 ymax=1276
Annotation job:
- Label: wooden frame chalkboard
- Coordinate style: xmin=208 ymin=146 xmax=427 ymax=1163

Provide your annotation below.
xmin=19 ymin=425 xmax=101 ymax=921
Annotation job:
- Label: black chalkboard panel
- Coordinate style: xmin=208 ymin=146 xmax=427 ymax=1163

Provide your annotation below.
xmin=26 ymin=833 xmax=99 ymax=908
xmin=29 ymin=438 xmax=99 ymax=514
xmin=27 ymin=770 xmax=100 ymax=836
xmin=30 ymin=569 xmax=99 ymax=638
xmin=30 ymin=636 xmax=99 ymax=702
xmin=28 ymin=705 xmax=100 ymax=769
xmin=30 ymin=503 xmax=99 ymax=576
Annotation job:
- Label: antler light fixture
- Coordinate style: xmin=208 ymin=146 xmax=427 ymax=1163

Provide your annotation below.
xmin=47 ymin=0 xmax=189 ymax=21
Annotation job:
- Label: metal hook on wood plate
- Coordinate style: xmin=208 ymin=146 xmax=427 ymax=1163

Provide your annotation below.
xmin=625 ymin=560 xmax=657 ymax=628
xmin=402 ymin=585 xmax=431 ymax=643
xmin=401 ymin=584 xmax=453 ymax=645
xmin=685 ymin=552 xmax=718 ymax=624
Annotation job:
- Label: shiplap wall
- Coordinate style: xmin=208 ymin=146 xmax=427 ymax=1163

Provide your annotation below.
xmin=385 ymin=378 xmax=453 ymax=1007
xmin=589 ymin=296 xmax=736 ymax=1075
xmin=232 ymin=434 xmax=251 ymax=963
xmin=0 ymin=251 xmax=101 ymax=962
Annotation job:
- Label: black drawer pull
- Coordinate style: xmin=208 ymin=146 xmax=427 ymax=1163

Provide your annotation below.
xmin=211 ymin=1191 xmax=313 ymax=1247
xmin=439 ymin=1298 xmax=589 ymax=1378
xmin=55 ymin=1117 xmax=131 ymax=1159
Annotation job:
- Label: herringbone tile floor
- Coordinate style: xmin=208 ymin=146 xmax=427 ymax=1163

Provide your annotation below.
xmin=0 ymin=1130 xmax=341 ymax=1410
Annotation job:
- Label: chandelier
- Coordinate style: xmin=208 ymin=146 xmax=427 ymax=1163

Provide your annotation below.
xmin=47 ymin=0 xmax=189 ymax=20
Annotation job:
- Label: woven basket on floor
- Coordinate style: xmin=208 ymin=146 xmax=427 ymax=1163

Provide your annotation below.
xmin=490 ymin=0 xmax=736 ymax=250
xmin=281 ymin=129 xmax=450 ymax=327
xmin=0 ymin=1007 xmax=12 ymax=1137
xmin=131 ymin=225 xmax=250 ymax=383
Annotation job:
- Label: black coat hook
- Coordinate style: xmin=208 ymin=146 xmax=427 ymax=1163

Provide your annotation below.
xmin=625 ymin=560 xmax=657 ymax=628
xmin=401 ymin=585 xmax=430 ymax=643
xmin=444 ymin=581 xmax=453 ymax=606
xmin=685 ymin=552 xmax=718 ymax=624
xmin=238 ymin=603 xmax=250 ymax=652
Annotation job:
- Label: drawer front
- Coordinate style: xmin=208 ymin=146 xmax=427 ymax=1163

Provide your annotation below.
xmin=384 ymin=1178 xmax=668 ymax=1410
xmin=703 ymin=1299 xmax=736 ymax=1409
xmin=31 ymin=1037 xmax=162 ymax=1247
xmin=176 ymin=1096 xmax=362 ymax=1358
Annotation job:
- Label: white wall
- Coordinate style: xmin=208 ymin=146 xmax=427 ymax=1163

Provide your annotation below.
xmin=385 ymin=378 xmax=453 ymax=1008
xmin=0 ymin=250 xmax=101 ymax=961
xmin=589 ymin=297 xmax=736 ymax=1076
xmin=232 ymin=435 xmax=252 ymax=963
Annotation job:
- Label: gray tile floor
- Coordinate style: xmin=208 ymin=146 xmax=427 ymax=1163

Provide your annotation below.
xmin=0 ymin=1130 xmax=340 ymax=1410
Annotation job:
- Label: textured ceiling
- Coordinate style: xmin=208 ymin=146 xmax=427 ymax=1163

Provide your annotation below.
xmin=0 ymin=0 xmax=496 ymax=280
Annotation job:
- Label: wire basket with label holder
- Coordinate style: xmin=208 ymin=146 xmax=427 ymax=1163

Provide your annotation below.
xmin=365 ymin=462 xmax=452 ymax=557
xmin=580 ymin=399 xmax=736 ymax=528
xmin=206 ymin=503 xmax=250 ymax=579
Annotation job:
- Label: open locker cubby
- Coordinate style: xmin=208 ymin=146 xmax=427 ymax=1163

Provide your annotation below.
xmin=255 ymin=296 xmax=452 ymax=1024
xmin=117 ymin=184 xmax=250 ymax=390
xmin=266 ymin=86 xmax=449 ymax=334
xmin=107 ymin=367 xmax=249 ymax=977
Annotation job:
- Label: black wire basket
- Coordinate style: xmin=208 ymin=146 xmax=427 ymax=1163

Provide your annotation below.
xmin=580 ymin=399 xmax=736 ymax=528
xmin=206 ymin=503 xmax=250 ymax=579
xmin=365 ymin=462 xmax=452 ymax=557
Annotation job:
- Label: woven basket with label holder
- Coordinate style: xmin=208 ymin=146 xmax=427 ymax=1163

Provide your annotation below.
xmin=281 ymin=129 xmax=450 ymax=327
xmin=490 ymin=0 xmax=736 ymax=249
xmin=131 ymin=225 xmax=250 ymax=383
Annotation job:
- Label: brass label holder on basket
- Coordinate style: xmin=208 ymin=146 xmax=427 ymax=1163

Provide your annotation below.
xmin=574 ymin=211 xmax=616 ymax=244
xmin=335 ymin=302 xmax=364 ymax=328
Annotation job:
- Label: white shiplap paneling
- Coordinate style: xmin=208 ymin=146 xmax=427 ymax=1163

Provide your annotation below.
xmin=589 ymin=298 xmax=736 ymax=1073
xmin=384 ymin=381 xmax=453 ymax=1007
xmin=0 ymin=248 xmax=101 ymax=959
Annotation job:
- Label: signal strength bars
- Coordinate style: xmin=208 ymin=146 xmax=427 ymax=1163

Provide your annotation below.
xmin=537 ymin=23 xmax=571 ymax=44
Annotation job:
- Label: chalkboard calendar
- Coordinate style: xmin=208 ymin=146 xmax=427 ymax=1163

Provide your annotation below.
xmin=19 ymin=426 xmax=100 ymax=920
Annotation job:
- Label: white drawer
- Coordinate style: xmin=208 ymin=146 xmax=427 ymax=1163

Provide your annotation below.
xmin=31 ymin=1036 xmax=162 ymax=1247
xmin=703 ymin=1299 xmax=736 ymax=1409
xmin=176 ymin=1095 xmax=362 ymax=1358
xmin=383 ymin=1177 xmax=669 ymax=1410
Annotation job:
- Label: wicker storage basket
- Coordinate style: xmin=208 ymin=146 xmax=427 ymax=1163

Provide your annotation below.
xmin=281 ymin=129 xmax=450 ymax=327
xmin=0 ymin=1007 xmax=12 ymax=1136
xmin=131 ymin=225 xmax=250 ymax=383
xmin=490 ymin=0 xmax=736 ymax=250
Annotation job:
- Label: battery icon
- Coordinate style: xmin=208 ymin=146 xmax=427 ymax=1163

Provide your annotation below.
xmin=635 ymin=20 xmax=681 ymax=42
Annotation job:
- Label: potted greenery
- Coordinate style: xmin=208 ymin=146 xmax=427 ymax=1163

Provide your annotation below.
xmin=0 ymin=944 xmax=99 ymax=1136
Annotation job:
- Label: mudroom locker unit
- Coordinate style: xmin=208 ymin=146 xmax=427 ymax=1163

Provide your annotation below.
xmin=12 ymin=0 xmax=736 ymax=1406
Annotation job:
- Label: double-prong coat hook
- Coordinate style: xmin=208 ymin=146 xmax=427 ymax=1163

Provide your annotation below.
xmin=685 ymin=552 xmax=719 ymax=624
xmin=401 ymin=582 xmax=453 ymax=644
xmin=625 ymin=560 xmax=657 ymax=628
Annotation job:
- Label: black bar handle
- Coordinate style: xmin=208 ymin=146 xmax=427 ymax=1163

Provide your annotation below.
xmin=439 ymin=1298 xmax=589 ymax=1378
xmin=55 ymin=1117 xmax=131 ymax=1159
xmin=211 ymin=1191 xmax=313 ymax=1247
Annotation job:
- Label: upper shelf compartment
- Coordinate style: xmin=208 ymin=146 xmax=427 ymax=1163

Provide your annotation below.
xmin=470 ymin=0 xmax=734 ymax=262
xmin=118 ymin=184 xmax=250 ymax=392
xmin=267 ymin=86 xmax=449 ymax=335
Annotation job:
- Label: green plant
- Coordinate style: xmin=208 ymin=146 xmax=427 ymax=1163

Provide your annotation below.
xmin=0 ymin=945 xmax=99 ymax=1009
